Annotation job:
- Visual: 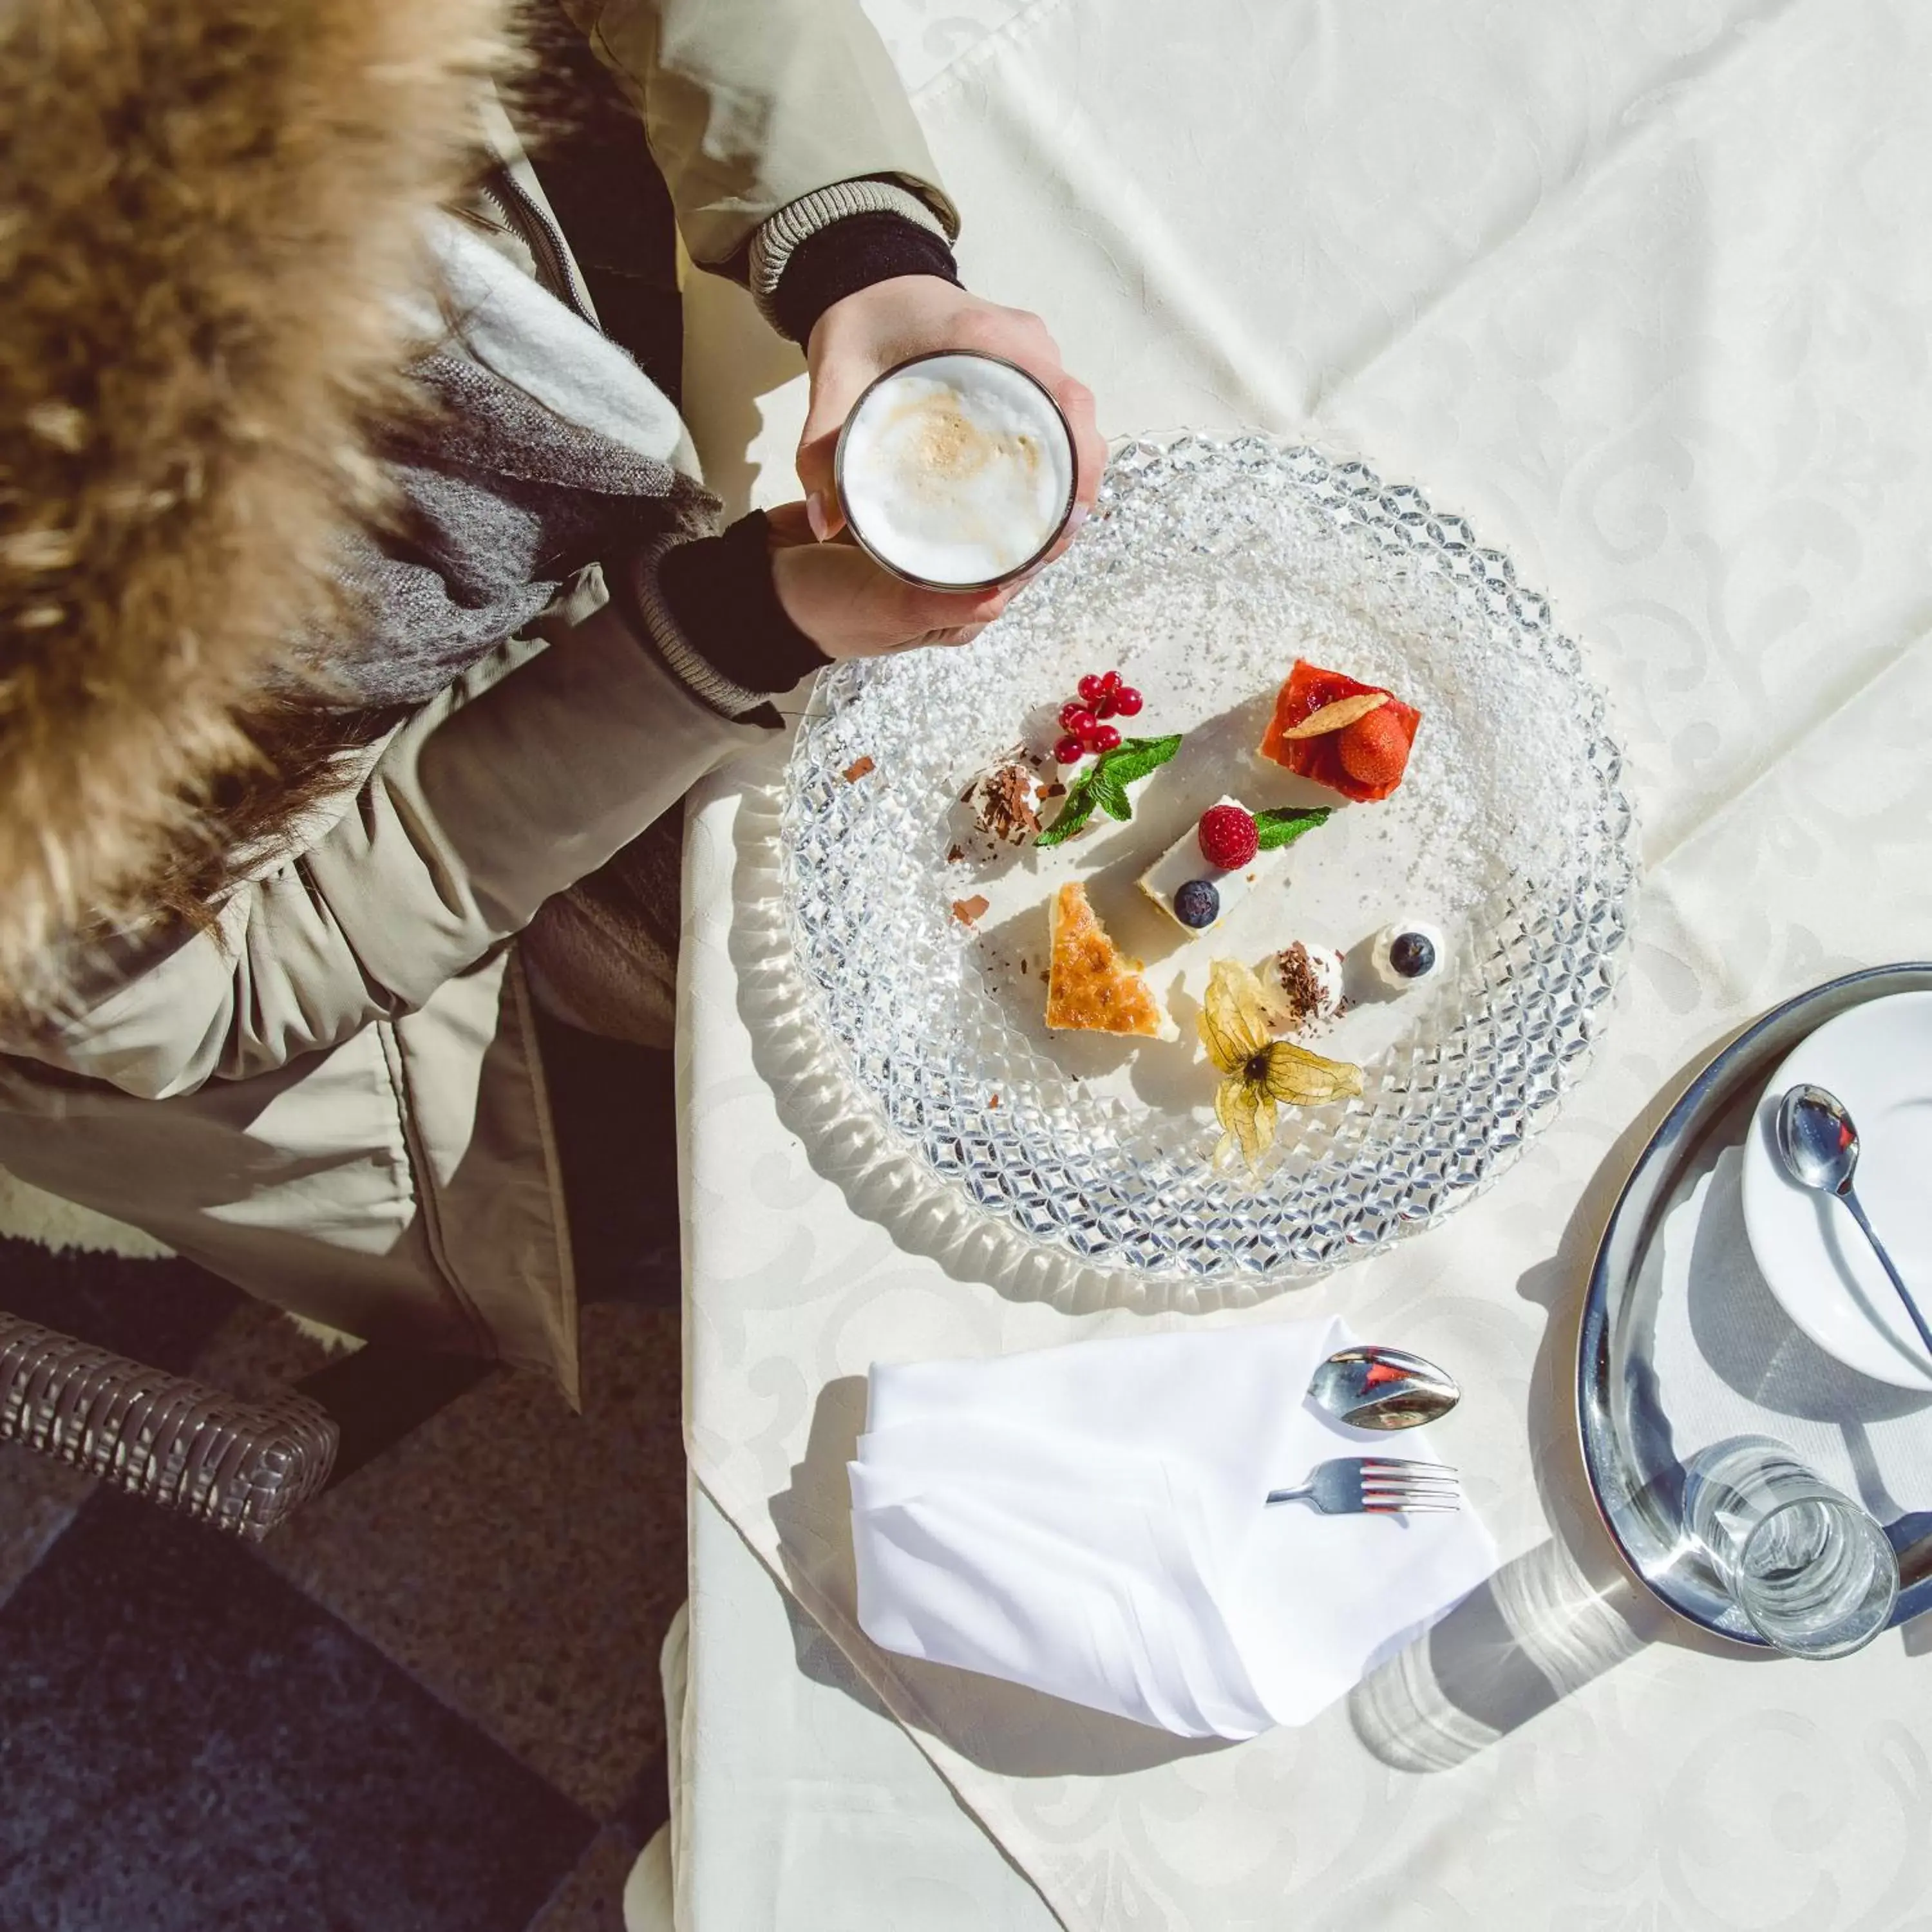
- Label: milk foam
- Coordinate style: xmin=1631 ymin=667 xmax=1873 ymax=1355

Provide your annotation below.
xmin=837 ymin=353 xmax=1075 ymax=587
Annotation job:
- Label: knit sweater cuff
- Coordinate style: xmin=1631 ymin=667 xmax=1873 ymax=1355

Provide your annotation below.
xmin=623 ymin=516 xmax=828 ymax=723
xmin=750 ymin=180 xmax=958 ymax=341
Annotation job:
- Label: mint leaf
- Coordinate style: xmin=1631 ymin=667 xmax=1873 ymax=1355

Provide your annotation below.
xmin=1032 ymin=732 xmax=1183 ymax=847
xmin=1099 ymin=734 xmax=1182 ymax=790
xmin=1034 ymin=791 xmax=1096 ymax=848
xmin=1254 ymin=805 xmax=1331 ymax=851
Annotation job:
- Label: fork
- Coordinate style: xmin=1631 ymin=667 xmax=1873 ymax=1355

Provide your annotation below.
xmin=1265 ymin=1456 xmax=1460 ymax=1515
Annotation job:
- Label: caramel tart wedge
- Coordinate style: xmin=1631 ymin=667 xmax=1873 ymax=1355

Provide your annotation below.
xmin=1044 ymin=882 xmax=1171 ymax=1039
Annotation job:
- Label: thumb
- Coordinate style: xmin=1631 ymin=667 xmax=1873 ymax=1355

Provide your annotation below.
xmin=795 ymin=427 xmax=845 ymax=540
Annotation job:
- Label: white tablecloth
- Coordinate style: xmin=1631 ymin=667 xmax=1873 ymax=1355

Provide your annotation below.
xmin=676 ymin=1 xmax=1932 ymax=1926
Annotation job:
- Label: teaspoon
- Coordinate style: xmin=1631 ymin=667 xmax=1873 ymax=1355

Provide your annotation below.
xmin=1775 ymin=1082 xmax=1932 ymax=1364
xmin=1308 ymin=1345 xmax=1460 ymax=1430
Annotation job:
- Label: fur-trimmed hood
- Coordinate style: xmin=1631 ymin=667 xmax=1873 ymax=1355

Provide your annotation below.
xmin=0 ymin=0 xmax=513 ymax=999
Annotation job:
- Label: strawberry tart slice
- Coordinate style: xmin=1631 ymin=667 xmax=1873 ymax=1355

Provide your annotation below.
xmin=1257 ymin=659 xmax=1422 ymax=803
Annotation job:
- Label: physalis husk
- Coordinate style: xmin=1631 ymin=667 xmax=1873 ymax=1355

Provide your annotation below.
xmin=1198 ymin=959 xmax=1363 ymax=1171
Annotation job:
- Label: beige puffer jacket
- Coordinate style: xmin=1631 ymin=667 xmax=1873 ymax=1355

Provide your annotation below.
xmin=0 ymin=0 xmax=953 ymax=1402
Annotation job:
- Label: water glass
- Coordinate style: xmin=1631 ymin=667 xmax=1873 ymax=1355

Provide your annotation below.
xmin=1682 ymin=1437 xmax=1898 ymax=1658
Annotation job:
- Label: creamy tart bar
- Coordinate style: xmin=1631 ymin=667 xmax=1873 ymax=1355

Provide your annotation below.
xmin=1136 ymin=797 xmax=1274 ymax=933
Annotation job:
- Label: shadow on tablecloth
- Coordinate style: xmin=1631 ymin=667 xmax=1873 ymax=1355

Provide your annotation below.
xmin=1349 ymin=1027 xmax=1814 ymax=1774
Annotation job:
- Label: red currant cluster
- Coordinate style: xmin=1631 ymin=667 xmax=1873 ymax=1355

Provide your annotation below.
xmin=1053 ymin=670 xmax=1144 ymax=764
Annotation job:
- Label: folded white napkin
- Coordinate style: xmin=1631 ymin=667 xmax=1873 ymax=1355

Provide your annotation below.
xmin=849 ymin=1317 xmax=1499 ymax=1739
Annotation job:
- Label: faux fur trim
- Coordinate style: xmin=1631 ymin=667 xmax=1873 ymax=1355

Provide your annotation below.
xmin=0 ymin=0 xmax=515 ymax=1001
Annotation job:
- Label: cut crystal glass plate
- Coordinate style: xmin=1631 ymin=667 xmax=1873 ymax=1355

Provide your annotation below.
xmin=779 ymin=437 xmax=1636 ymax=1304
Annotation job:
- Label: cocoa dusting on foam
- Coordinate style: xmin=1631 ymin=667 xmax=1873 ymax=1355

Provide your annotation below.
xmin=891 ymin=395 xmax=1042 ymax=493
xmin=839 ymin=355 xmax=1071 ymax=583
xmin=899 ymin=397 xmax=992 ymax=481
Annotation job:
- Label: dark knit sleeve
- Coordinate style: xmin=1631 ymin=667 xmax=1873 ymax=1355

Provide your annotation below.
xmin=618 ymin=513 xmax=828 ymax=725
xmin=748 ymin=176 xmax=961 ymax=341
xmin=769 ymin=211 xmax=960 ymax=344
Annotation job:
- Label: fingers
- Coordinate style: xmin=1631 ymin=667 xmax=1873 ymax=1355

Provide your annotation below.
xmin=763 ymin=500 xmax=817 ymax=547
xmin=1053 ymin=375 xmax=1107 ymax=510
xmin=799 ymin=348 xmax=871 ymax=536
xmin=888 ymin=621 xmax=987 ymax=652
xmin=895 ymin=578 xmax=1010 ymax=639
xmin=793 ymin=427 xmax=846 ymax=539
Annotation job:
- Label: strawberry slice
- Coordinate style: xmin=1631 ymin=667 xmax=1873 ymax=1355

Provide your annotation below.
xmin=1257 ymin=659 xmax=1422 ymax=802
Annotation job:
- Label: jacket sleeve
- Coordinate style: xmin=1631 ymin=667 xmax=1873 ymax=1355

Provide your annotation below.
xmin=559 ymin=0 xmax=959 ymax=274
xmin=26 ymin=577 xmax=765 ymax=1101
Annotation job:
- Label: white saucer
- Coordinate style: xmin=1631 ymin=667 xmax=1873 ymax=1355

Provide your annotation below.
xmin=1740 ymin=991 xmax=1932 ymax=1392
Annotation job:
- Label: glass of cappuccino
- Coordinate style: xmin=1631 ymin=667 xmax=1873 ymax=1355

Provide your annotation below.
xmin=833 ymin=351 xmax=1079 ymax=592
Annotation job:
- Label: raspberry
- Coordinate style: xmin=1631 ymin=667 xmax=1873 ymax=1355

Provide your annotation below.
xmin=1197 ymin=804 xmax=1259 ymax=870
xmin=1337 ymin=705 xmax=1412 ymax=789
xmin=1173 ymin=879 xmax=1220 ymax=928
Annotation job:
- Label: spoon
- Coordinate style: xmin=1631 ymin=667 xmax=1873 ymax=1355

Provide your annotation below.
xmin=1776 ymin=1083 xmax=1932 ymax=1364
xmin=1309 ymin=1345 xmax=1460 ymax=1430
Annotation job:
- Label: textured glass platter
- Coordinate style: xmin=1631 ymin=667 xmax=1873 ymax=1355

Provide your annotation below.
xmin=779 ymin=437 xmax=1636 ymax=1303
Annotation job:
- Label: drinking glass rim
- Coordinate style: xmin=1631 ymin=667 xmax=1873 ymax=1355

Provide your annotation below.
xmin=1733 ymin=1491 xmax=1900 ymax=1659
xmin=831 ymin=350 xmax=1079 ymax=593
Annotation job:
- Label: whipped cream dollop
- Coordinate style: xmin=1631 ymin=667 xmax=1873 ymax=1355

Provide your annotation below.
xmin=962 ymin=761 xmax=1047 ymax=846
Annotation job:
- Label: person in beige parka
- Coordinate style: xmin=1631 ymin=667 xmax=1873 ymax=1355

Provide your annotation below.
xmin=0 ymin=0 xmax=1103 ymax=1401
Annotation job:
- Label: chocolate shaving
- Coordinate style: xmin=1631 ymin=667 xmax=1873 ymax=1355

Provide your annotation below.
xmin=951 ymin=895 xmax=990 ymax=926
xmin=989 ymin=1094 xmax=1001 ymax=1109
xmin=844 ymin=755 xmax=876 ymax=783
xmin=946 ymin=843 xmax=966 ymax=864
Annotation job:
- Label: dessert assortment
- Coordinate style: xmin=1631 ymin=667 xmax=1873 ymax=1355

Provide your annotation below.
xmin=951 ymin=656 xmax=1444 ymax=1171
xmin=784 ymin=435 xmax=1635 ymax=1296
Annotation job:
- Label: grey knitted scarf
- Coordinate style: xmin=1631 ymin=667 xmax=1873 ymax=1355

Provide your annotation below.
xmin=317 ymin=348 xmax=717 ymax=709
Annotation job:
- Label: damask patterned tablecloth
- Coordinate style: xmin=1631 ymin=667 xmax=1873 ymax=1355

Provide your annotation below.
xmin=675 ymin=1 xmax=1932 ymax=1925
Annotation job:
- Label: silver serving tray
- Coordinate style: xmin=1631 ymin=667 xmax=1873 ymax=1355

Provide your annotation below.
xmin=1578 ymin=963 xmax=1932 ymax=1644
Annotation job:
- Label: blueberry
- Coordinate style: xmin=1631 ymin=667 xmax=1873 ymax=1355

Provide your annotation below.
xmin=1388 ymin=931 xmax=1436 ymax=979
xmin=1173 ymin=879 xmax=1220 ymax=929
